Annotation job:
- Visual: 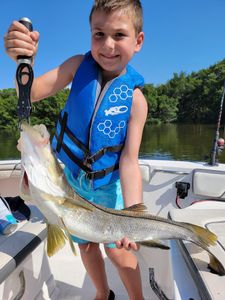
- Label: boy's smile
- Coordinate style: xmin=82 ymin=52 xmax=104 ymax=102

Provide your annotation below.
xmin=90 ymin=10 xmax=144 ymax=81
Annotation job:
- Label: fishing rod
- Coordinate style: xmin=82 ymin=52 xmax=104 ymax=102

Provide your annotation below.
xmin=16 ymin=17 xmax=34 ymax=128
xmin=209 ymin=80 xmax=225 ymax=166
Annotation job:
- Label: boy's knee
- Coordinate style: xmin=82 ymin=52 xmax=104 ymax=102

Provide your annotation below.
xmin=105 ymin=247 xmax=123 ymax=264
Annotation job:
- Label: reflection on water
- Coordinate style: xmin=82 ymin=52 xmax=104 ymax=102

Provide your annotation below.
xmin=140 ymin=123 xmax=225 ymax=163
xmin=0 ymin=129 xmax=20 ymax=160
xmin=1 ymin=124 xmax=225 ymax=163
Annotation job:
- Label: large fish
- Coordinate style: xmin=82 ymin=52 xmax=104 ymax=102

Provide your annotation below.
xmin=19 ymin=122 xmax=225 ymax=275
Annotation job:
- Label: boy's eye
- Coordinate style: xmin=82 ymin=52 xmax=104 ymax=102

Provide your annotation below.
xmin=115 ymin=32 xmax=126 ymax=38
xmin=94 ymin=31 xmax=104 ymax=38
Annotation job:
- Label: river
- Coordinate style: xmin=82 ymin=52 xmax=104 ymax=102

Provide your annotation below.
xmin=1 ymin=123 xmax=225 ymax=163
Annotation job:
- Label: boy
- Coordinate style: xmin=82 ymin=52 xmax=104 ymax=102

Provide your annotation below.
xmin=4 ymin=1 xmax=147 ymax=299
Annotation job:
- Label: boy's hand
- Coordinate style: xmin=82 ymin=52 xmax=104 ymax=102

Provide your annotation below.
xmin=4 ymin=20 xmax=39 ymax=62
xmin=116 ymin=237 xmax=140 ymax=251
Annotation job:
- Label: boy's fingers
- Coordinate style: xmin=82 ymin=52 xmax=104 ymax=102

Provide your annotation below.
xmin=30 ymin=31 xmax=40 ymax=42
xmin=116 ymin=237 xmax=140 ymax=251
xmin=5 ymin=30 xmax=33 ymax=46
xmin=115 ymin=240 xmax=123 ymax=249
xmin=8 ymin=20 xmax=30 ymax=34
xmin=7 ymin=47 xmax=34 ymax=58
xmin=129 ymin=242 xmax=140 ymax=251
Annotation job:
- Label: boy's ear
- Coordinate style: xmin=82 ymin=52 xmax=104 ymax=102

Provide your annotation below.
xmin=135 ymin=32 xmax=144 ymax=52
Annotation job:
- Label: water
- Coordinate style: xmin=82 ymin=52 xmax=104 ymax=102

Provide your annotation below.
xmin=140 ymin=123 xmax=225 ymax=163
xmin=0 ymin=129 xmax=20 ymax=160
xmin=1 ymin=124 xmax=225 ymax=163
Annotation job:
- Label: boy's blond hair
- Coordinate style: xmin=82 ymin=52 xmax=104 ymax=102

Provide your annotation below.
xmin=89 ymin=0 xmax=143 ymax=35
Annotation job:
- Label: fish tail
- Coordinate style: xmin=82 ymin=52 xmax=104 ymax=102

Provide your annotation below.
xmin=183 ymin=222 xmax=217 ymax=247
xmin=184 ymin=222 xmax=225 ymax=276
xmin=208 ymin=254 xmax=225 ymax=276
xmin=47 ymin=223 xmax=67 ymax=257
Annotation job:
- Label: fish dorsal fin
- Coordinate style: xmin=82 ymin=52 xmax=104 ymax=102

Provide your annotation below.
xmin=123 ymin=203 xmax=148 ymax=213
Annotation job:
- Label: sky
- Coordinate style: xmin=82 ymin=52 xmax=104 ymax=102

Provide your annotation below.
xmin=0 ymin=0 xmax=225 ymax=89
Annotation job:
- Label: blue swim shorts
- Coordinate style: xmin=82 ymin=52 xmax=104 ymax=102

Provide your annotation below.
xmin=64 ymin=167 xmax=124 ymax=248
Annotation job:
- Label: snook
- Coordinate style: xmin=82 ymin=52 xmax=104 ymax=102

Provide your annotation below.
xmin=19 ymin=122 xmax=225 ymax=275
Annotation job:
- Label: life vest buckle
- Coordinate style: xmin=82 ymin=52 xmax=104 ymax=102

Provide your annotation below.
xmin=85 ymin=169 xmax=107 ymax=180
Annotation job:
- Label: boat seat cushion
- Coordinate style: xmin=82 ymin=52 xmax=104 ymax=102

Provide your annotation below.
xmin=139 ymin=164 xmax=151 ymax=183
xmin=192 ymin=169 xmax=225 ymax=199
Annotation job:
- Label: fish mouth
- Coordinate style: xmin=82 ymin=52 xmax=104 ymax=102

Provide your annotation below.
xmin=21 ymin=168 xmax=30 ymax=191
xmin=24 ymin=171 xmax=29 ymax=187
xmin=19 ymin=167 xmax=32 ymax=202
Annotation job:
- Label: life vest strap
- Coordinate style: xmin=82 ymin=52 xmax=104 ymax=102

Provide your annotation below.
xmin=85 ymin=163 xmax=119 ymax=180
xmin=57 ymin=112 xmax=89 ymax=155
xmin=85 ymin=144 xmax=124 ymax=164
xmin=55 ymin=132 xmax=92 ymax=173
xmin=55 ymin=112 xmax=122 ymax=181
xmin=55 ymin=131 xmax=120 ymax=179
xmin=56 ymin=112 xmax=68 ymax=153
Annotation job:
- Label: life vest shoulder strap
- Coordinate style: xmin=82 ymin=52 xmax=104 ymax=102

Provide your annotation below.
xmin=54 ymin=112 xmax=122 ymax=180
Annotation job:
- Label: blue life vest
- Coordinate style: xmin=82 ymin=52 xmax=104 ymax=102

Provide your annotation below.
xmin=52 ymin=52 xmax=144 ymax=189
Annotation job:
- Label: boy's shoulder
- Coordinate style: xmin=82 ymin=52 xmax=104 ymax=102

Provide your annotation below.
xmin=63 ymin=54 xmax=85 ymax=79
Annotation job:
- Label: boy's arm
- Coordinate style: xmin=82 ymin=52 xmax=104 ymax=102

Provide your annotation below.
xmin=116 ymin=88 xmax=148 ymax=250
xmin=30 ymin=55 xmax=84 ymax=102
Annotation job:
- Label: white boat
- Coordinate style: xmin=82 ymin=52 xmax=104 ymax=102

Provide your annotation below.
xmin=0 ymin=158 xmax=225 ymax=299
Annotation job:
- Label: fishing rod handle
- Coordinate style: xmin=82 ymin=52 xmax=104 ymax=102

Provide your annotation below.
xmin=17 ymin=17 xmax=33 ymax=64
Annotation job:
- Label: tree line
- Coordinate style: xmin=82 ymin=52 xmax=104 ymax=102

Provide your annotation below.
xmin=0 ymin=57 xmax=225 ymax=129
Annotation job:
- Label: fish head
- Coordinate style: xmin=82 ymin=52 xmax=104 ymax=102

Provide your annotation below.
xmin=19 ymin=122 xmax=68 ymax=199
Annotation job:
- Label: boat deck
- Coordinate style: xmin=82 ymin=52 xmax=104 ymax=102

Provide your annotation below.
xmin=50 ymin=244 xmax=158 ymax=300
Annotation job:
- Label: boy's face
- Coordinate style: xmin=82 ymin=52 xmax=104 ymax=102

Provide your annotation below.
xmin=90 ymin=9 xmax=144 ymax=80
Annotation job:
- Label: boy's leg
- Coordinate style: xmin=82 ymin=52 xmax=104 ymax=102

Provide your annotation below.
xmin=79 ymin=243 xmax=111 ymax=299
xmin=105 ymin=247 xmax=144 ymax=300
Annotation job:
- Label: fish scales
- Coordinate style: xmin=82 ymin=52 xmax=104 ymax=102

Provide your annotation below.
xmin=18 ymin=122 xmax=225 ymax=275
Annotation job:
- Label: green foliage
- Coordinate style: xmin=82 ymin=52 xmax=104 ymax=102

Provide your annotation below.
xmin=1 ymin=58 xmax=225 ymax=127
xmin=0 ymin=88 xmax=68 ymax=129
xmin=31 ymin=89 xmax=69 ymax=127
xmin=143 ymin=58 xmax=225 ymax=123
xmin=0 ymin=89 xmax=18 ymax=129
xmin=143 ymin=83 xmax=178 ymax=123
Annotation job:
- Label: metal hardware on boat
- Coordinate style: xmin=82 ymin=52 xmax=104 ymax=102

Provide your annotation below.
xmin=13 ymin=271 xmax=25 ymax=300
xmin=149 ymin=268 xmax=171 ymax=300
xmin=16 ymin=17 xmax=34 ymax=127
xmin=175 ymin=182 xmax=190 ymax=199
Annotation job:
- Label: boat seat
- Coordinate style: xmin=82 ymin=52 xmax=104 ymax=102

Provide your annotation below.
xmin=0 ymin=205 xmax=46 ymax=284
xmin=192 ymin=169 xmax=225 ymax=199
xmin=139 ymin=163 xmax=151 ymax=183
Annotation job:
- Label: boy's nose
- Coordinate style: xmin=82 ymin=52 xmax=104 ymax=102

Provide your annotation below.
xmin=103 ymin=36 xmax=115 ymax=50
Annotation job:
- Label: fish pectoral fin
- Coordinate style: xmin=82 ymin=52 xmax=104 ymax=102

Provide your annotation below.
xmin=60 ymin=218 xmax=77 ymax=256
xmin=208 ymin=254 xmax=225 ymax=276
xmin=123 ymin=203 xmax=148 ymax=213
xmin=47 ymin=224 xmax=67 ymax=257
xmin=139 ymin=240 xmax=170 ymax=250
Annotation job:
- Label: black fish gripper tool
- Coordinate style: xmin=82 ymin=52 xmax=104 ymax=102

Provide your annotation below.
xmin=16 ymin=17 xmax=34 ymax=128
